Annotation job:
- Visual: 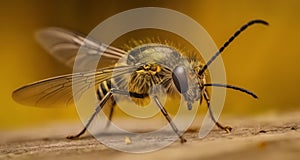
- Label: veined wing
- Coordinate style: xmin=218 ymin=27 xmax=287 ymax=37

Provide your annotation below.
xmin=36 ymin=27 xmax=127 ymax=71
xmin=12 ymin=65 xmax=136 ymax=107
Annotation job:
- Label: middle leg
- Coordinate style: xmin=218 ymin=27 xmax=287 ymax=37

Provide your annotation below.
xmin=153 ymin=96 xmax=187 ymax=143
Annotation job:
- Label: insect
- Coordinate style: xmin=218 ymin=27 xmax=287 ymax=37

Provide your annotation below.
xmin=12 ymin=19 xmax=268 ymax=143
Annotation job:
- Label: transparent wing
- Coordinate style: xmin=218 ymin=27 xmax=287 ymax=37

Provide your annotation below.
xmin=35 ymin=27 xmax=128 ymax=71
xmin=12 ymin=65 xmax=136 ymax=107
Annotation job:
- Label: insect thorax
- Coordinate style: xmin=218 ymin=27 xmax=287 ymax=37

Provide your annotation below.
xmin=114 ymin=43 xmax=205 ymax=106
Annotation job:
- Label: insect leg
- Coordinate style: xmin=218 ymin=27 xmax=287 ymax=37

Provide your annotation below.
xmin=108 ymin=89 xmax=148 ymax=125
xmin=96 ymin=82 xmax=116 ymax=129
xmin=104 ymin=89 xmax=149 ymax=128
xmin=104 ymin=89 xmax=149 ymax=127
xmin=203 ymin=89 xmax=232 ymax=133
xmin=67 ymin=88 xmax=147 ymax=139
xmin=153 ymin=96 xmax=187 ymax=143
xmin=67 ymin=89 xmax=113 ymax=139
xmin=104 ymin=102 xmax=115 ymax=128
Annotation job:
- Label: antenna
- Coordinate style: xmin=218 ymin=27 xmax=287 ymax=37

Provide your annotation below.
xmin=204 ymin=83 xmax=258 ymax=98
xmin=198 ymin=19 xmax=269 ymax=76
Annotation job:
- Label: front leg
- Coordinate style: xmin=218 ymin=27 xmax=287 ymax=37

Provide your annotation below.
xmin=203 ymin=89 xmax=232 ymax=133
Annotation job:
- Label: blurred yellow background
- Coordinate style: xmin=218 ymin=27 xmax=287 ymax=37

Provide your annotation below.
xmin=1 ymin=0 xmax=299 ymax=129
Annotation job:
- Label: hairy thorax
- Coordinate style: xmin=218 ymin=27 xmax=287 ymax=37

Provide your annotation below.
xmin=129 ymin=64 xmax=161 ymax=93
xmin=127 ymin=63 xmax=169 ymax=106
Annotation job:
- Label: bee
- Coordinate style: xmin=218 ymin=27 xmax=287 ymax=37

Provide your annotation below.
xmin=12 ymin=19 xmax=268 ymax=143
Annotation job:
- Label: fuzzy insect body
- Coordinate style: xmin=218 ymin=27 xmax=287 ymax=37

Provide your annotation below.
xmin=12 ymin=20 xmax=268 ymax=143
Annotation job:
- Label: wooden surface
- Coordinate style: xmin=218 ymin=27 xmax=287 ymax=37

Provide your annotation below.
xmin=1 ymin=112 xmax=300 ymax=160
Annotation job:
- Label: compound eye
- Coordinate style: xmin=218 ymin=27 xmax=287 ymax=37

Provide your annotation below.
xmin=172 ymin=65 xmax=189 ymax=93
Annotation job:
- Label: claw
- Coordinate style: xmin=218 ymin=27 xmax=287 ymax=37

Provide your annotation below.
xmin=66 ymin=135 xmax=78 ymax=139
xmin=224 ymin=126 xmax=232 ymax=133
xmin=180 ymin=136 xmax=187 ymax=143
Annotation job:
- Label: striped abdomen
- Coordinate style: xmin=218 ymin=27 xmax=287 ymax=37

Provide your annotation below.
xmin=96 ymin=80 xmax=112 ymax=100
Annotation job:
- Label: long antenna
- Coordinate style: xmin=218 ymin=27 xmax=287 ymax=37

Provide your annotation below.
xmin=204 ymin=83 xmax=258 ymax=99
xmin=198 ymin=19 xmax=269 ymax=76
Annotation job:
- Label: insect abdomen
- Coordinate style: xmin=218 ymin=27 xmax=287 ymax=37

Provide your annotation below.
xmin=96 ymin=80 xmax=112 ymax=100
